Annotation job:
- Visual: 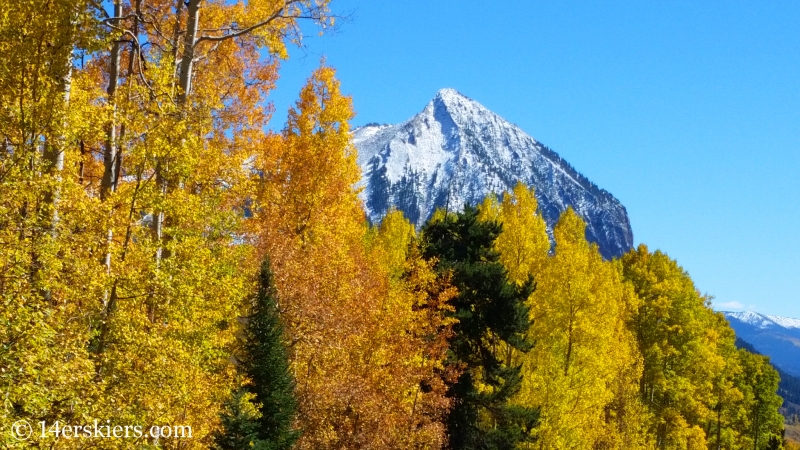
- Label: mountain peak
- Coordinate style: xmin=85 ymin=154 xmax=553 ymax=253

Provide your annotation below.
xmin=429 ymin=88 xmax=484 ymax=120
xmin=434 ymin=87 xmax=465 ymax=101
xmin=725 ymin=311 xmax=772 ymax=328
xmin=352 ymin=90 xmax=634 ymax=259
xmin=436 ymin=88 xmax=464 ymax=98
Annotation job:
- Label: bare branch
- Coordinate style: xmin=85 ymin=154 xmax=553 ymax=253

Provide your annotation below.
xmin=87 ymin=0 xmax=111 ymax=19
xmin=192 ymin=41 xmax=222 ymax=64
xmin=195 ymin=1 xmax=315 ymax=45
xmin=101 ymin=14 xmax=139 ymax=24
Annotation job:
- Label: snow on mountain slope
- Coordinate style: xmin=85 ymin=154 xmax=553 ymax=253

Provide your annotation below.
xmin=725 ymin=311 xmax=800 ymax=330
xmin=353 ymin=88 xmax=633 ymax=259
xmin=726 ymin=311 xmax=781 ymax=329
xmin=767 ymin=315 xmax=800 ymax=330
xmin=724 ymin=311 xmax=800 ymax=376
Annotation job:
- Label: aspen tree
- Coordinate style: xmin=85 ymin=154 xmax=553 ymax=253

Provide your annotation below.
xmin=479 ymin=181 xmax=550 ymax=286
xmin=622 ymin=246 xmax=724 ymax=449
xmin=0 ymin=2 xmax=107 ymax=447
xmin=735 ymin=350 xmax=784 ymax=450
xmin=516 ymin=209 xmax=644 ymax=450
xmin=252 ymin=67 xmax=454 ymax=449
xmin=20 ymin=1 xmax=339 ymax=446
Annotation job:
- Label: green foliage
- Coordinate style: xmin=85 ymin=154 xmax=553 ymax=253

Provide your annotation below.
xmin=622 ymin=245 xmax=785 ymax=449
xmin=736 ymin=349 xmax=785 ymax=449
xmin=214 ymin=388 xmax=269 ymax=450
xmin=422 ymin=205 xmax=538 ymax=449
xmin=240 ymin=257 xmax=300 ymax=450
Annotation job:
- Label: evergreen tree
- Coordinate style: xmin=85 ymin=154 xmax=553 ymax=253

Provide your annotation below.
xmin=214 ymin=389 xmax=268 ymax=450
xmin=421 ymin=205 xmax=538 ymax=450
xmin=219 ymin=257 xmax=300 ymax=450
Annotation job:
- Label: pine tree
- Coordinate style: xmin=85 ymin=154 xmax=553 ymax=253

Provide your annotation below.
xmin=239 ymin=257 xmax=300 ymax=450
xmin=422 ymin=205 xmax=538 ymax=450
xmin=214 ymin=389 xmax=268 ymax=450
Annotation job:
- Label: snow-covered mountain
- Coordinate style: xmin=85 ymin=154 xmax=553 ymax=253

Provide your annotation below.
xmin=353 ymin=88 xmax=633 ymax=259
xmin=724 ymin=311 xmax=800 ymax=376
xmin=726 ymin=311 xmax=800 ymax=330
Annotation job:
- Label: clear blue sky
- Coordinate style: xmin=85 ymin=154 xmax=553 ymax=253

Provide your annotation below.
xmin=267 ymin=1 xmax=800 ymax=319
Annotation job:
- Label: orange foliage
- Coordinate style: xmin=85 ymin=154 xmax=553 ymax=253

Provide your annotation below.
xmin=251 ymin=66 xmax=454 ymax=449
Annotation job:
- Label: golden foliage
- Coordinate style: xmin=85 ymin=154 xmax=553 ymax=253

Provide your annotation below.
xmin=252 ymin=67 xmax=453 ymax=449
xmin=1 ymin=1 xmax=335 ymax=448
xmin=513 ymin=209 xmax=646 ymax=449
xmin=1 ymin=2 xmax=787 ymax=448
xmin=479 ymin=182 xmax=549 ymax=285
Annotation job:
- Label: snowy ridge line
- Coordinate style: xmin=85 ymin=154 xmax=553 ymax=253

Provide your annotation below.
xmin=352 ymin=88 xmax=634 ymax=259
xmin=767 ymin=315 xmax=800 ymax=329
xmin=724 ymin=311 xmax=800 ymax=330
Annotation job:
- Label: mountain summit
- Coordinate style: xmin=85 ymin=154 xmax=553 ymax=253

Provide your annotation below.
xmin=353 ymin=88 xmax=633 ymax=259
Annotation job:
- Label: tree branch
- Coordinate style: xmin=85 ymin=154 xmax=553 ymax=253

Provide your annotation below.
xmin=195 ymin=1 xmax=317 ymax=45
xmin=101 ymin=14 xmax=140 ymax=25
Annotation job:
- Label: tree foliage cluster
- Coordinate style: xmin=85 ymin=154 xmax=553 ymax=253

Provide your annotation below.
xmin=0 ymin=1 xmax=788 ymax=449
xmin=1 ymin=1 xmax=454 ymax=448
xmin=470 ymin=183 xmax=786 ymax=450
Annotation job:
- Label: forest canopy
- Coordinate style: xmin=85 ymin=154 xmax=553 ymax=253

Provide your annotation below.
xmin=0 ymin=1 xmax=788 ymax=449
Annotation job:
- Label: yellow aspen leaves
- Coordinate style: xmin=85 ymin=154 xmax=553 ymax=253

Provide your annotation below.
xmin=480 ymin=181 xmax=550 ymax=285
xmin=513 ymin=209 xmax=644 ymax=449
xmin=1 ymin=2 xmax=786 ymax=447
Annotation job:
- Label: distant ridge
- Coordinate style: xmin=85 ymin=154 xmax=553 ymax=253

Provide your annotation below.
xmin=724 ymin=311 xmax=800 ymax=376
xmin=726 ymin=311 xmax=800 ymax=330
xmin=353 ymin=88 xmax=634 ymax=259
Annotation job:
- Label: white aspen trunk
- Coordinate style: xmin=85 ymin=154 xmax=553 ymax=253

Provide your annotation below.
xmin=177 ymin=0 xmax=200 ymax=107
xmin=153 ymin=0 xmax=200 ymax=264
xmin=101 ymin=1 xmax=122 ymax=277
xmin=170 ymin=0 xmax=184 ymax=91
xmin=101 ymin=1 xmax=122 ymax=201
xmin=44 ymin=54 xmax=73 ymax=238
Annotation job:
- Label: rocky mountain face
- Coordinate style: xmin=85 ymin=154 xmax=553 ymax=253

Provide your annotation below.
xmin=725 ymin=311 xmax=800 ymax=376
xmin=353 ymin=88 xmax=633 ymax=259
